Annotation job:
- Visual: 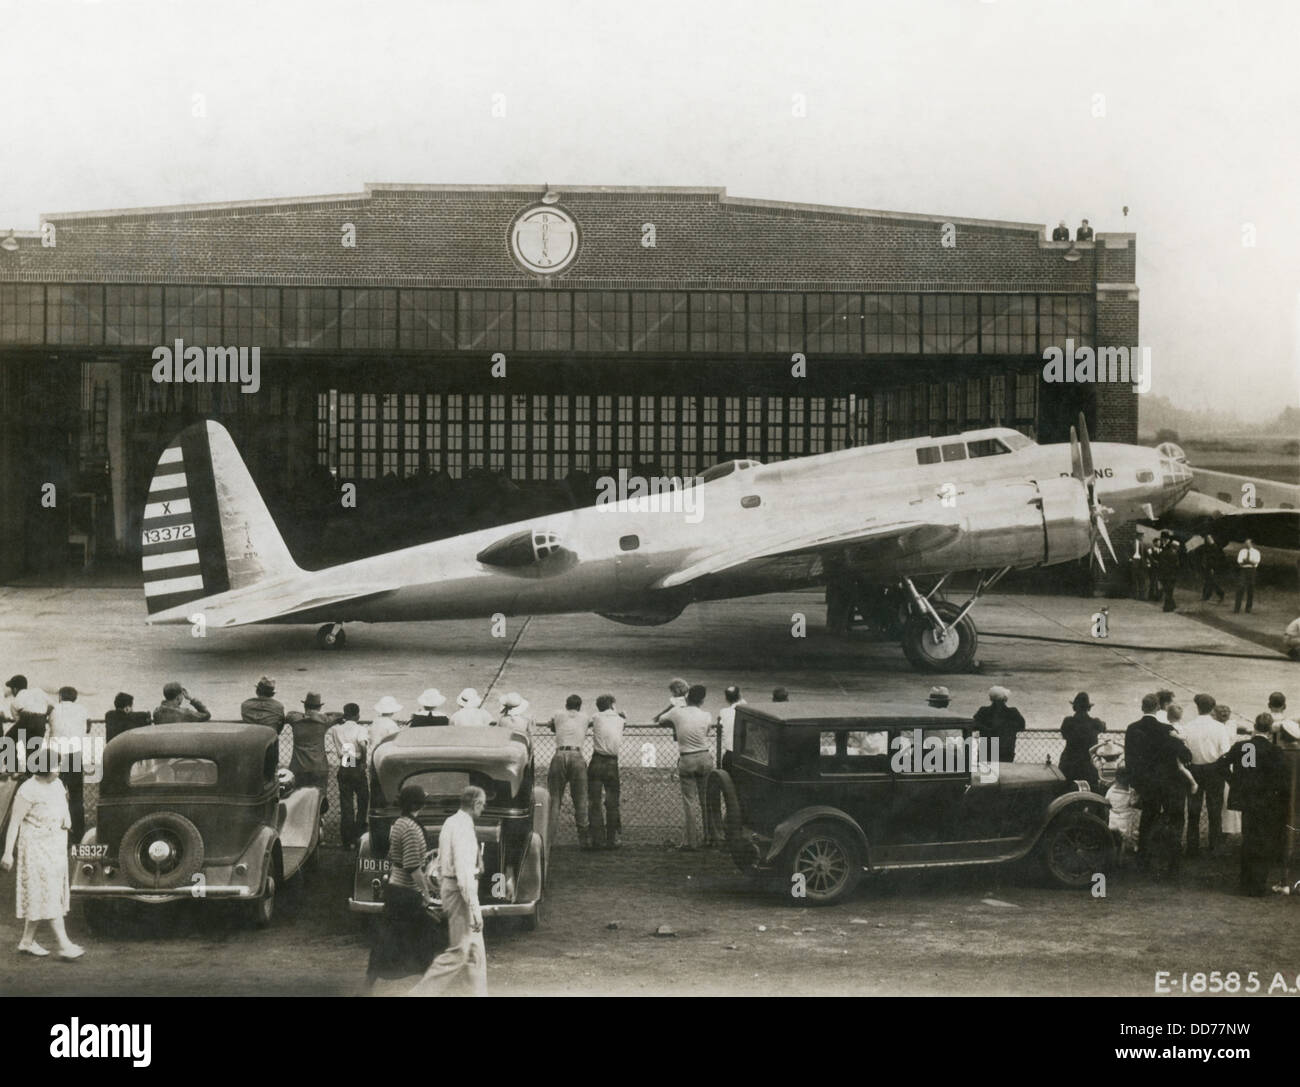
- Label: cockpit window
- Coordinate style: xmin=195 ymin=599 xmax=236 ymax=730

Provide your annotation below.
xmin=1001 ymin=432 xmax=1033 ymax=451
xmin=700 ymin=459 xmax=761 ymax=483
xmin=967 ymin=438 xmax=1011 ymax=458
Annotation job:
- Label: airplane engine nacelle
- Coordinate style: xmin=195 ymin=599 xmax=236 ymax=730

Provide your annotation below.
xmin=476 ymin=528 xmax=577 ymax=575
xmin=1034 ymin=476 xmax=1094 ymax=566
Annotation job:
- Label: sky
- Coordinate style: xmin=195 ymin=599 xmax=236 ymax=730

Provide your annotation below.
xmin=2 ymin=0 xmax=1297 ymax=422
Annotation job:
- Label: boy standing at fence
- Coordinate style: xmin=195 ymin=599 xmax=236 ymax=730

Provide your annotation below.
xmin=587 ymin=694 xmax=626 ymax=850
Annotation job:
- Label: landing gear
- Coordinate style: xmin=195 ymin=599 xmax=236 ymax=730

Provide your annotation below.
xmin=897 ymin=568 xmax=1010 ymax=673
xmin=315 ymin=623 xmax=346 ymax=650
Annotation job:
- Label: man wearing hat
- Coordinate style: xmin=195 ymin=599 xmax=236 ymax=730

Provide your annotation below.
xmin=972 ymin=686 xmax=1025 ymax=762
xmin=450 ymin=689 xmax=492 ymax=728
xmin=153 ymin=682 xmax=212 ymax=724
xmin=1059 ymin=692 xmax=1105 ymax=790
xmin=1215 ymin=714 xmax=1290 ymax=895
xmin=409 ymin=689 xmax=449 ymax=728
xmin=497 ymin=692 xmax=533 ymax=734
xmin=240 ymin=676 xmax=286 ymax=732
xmin=285 ymin=692 xmax=342 ymax=803
xmin=371 ymin=696 xmax=403 ymax=749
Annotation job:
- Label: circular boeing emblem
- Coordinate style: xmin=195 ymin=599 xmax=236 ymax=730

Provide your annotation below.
xmin=509 ymin=204 xmax=580 ymax=276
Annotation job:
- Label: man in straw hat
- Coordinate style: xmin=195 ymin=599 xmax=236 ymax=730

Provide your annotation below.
xmin=371 ymin=695 xmax=404 ymax=749
xmin=450 ymin=689 xmax=492 ymax=728
xmin=409 ymin=689 xmax=449 ymax=728
xmin=497 ymin=692 xmax=533 ymax=734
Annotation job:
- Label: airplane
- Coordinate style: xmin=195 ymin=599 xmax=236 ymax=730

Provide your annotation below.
xmin=139 ymin=416 xmax=1193 ymax=672
xmin=1144 ymin=441 xmax=1299 ymax=554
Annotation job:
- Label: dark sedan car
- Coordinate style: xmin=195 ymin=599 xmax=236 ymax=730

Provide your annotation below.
xmin=71 ymin=723 xmax=322 ymax=928
xmin=707 ymin=700 xmax=1111 ymax=904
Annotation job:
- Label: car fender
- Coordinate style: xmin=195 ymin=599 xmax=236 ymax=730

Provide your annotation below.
xmin=531 ymin=785 xmax=551 ymax=877
xmin=237 ymin=824 xmax=280 ymax=896
xmin=1026 ymin=790 xmax=1110 ymax=851
xmin=765 ymin=806 xmax=870 ymax=869
xmin=515 ymin=830 xmax=545 ymax=906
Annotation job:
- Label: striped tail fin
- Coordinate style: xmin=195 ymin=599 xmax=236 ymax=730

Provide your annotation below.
xmin=141 ymin=421 xmax=299 ymax=616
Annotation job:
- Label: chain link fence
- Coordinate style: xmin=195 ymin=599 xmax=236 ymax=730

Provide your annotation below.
xmin=69 ymin=721 xmax=1224 ymax=847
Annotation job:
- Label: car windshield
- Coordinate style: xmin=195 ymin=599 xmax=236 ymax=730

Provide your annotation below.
xmin=129 ymin=757 xmax=218 ymax=786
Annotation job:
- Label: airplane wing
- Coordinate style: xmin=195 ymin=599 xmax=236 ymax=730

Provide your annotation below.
xmin=655 ymin=518 xmax=959 ymax=590
xmin=1207 ymin=509 xmax=1300 ymax=551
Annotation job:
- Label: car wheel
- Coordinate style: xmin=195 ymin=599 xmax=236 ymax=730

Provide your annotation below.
xmin=1041 ymin=812 xmax=1112 ymax=889
xmin=786 ymin=822 xmax=863 ymax=906
xmin=248 ymin=877 xmax=276 ymax=928
xmin=118 ymin=811 xmax=205 ymax=890
xmin=901 ymin=602 xmax=978 ymax=673
xmin=522 ymin=896 xmax=542 ymax=932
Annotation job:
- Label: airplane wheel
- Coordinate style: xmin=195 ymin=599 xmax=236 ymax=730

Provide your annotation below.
xmin=901 ymin=602 xmax=978 ymax=672
xmin=315 ymin=624 xmax=346 ymax=649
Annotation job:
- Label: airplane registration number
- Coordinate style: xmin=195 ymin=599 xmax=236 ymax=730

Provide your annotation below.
xmin=141 ymin=524 xmax=195 ymax=545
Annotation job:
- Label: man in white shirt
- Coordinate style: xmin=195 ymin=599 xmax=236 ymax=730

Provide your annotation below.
xmin=1234 ymin=539 xmax=1261 ymax=613
xmin=1284 ymin=616 xmax=1300 ymax=660
xmin=325 ymin=702 xmax=370 ymax=847
xmin=437 ymin=785 xmax=486 ymax=949
xmin=450 ymin=689 xmax=492 ymax=728
xmin=1182 ymin=693 xmax=1233 ymax=856
xmin=587 ymin=694 xmax=627 ymax=849
xmin=663 ymin=684 xmax=715 ymax=850
xmin=47 ymin=686 xmax=91 ymax=841
xmin=716 ymin=686 xmax=745 ymax=770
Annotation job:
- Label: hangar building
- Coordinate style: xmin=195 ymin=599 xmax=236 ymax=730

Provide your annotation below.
xmin=0 ymin=184 xmax=1138 ymax=580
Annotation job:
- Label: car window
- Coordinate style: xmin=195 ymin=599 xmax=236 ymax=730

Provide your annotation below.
xmin=893 ymin=728 xmax=970 ymax=775
xmin=738 ymin=720 xmax=770 ymax=766
xmin=129 ymin=757 xmax=218 ymax=786
xmin=406 ymin=770 xmax=471 ymax=798
xmin=820 ymin=729 xmax=891 ymax=773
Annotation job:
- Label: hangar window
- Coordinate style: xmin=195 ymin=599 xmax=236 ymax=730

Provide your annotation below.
xmin=399 ymin=289 xmax=456 ymax=349
xmin=458 ymin=290 xmax=514 ymax=351
xmin=224 ymin=286 xmax=281 ymax=348
xmin=746 ymin=293 xmax=804 ymax=353
xmin=165 ymin=286 xmax=223 ymax=345
xmin=690 ymin=292 xmax=746 ymax=352
xmin=981 ymin=294 xmax=1037 ymax=354
xmin=941 ymin=443 xmax=966 ymax=462
xmin=1136 ymin=470 xmax=1155 ymax=483
xmin=967 ymin=438 xmax=1011 ymax=458
xmin=104 ymin=285 xmax=162 ymax=346
xmin=573 ymin=291 xmax=629 ymax=352
xmin=864 ymin=294 xmax=920 ymax=354
xmin=282 ymin=288 xmax=339 ymax=349
xmin=916 ymin=446 xmax=941 ymax=465
xmin=1039 ymin=294 xmax=1095 ymax=351
xmin=619 ymin=535 xmax=640 ymax=551
xmin=0 ymin=284 xmax=46 ymax=344
xmin=46 ymin=285 xmax=104 ymax=346
xmin=516 ymin=290 xmax=573 ymax=351
xmin=631 ymin=292 xmax=688 ymax=352
xmin=921 ymin=294 xmax=979 ymax=354
xmin=341 ymin=289 xmax=397 ymax=349
xmin=806 ymin=293 xmax=862 ymax=354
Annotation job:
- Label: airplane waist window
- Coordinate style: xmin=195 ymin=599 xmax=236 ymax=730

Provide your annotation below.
xmin=916 ymin=447 xmax=941 ymax=465
xmin=941 ymin=443 xmax=967 ymax=462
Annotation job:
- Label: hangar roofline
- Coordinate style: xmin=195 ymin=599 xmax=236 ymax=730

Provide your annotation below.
xmin=31 ymin=182 xmax=1077 ymax=237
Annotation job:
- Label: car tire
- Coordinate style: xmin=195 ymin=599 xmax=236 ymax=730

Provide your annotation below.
xmin=785 ymin=821 xmax=863 ymax=906
xmin=522 ymin=896 xmax=543 ymax=932
xmin=81 ymin=899 xmax=115 ymax=938
xmin=1040 ymin=811 xmax=1112 ymax=889
xmin=248 ymin=876 xmax=275 ymax=928
xmin=118 ymin=811 xmax=205 ymax=890
xmin=901 ymin=601 xmax=978 ymax=673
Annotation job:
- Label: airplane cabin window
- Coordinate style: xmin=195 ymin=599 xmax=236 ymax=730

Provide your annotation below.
xmin=967 ymin=438 xmax=1011 ymax=458
xmin=740 ymin=495 xmax=761 ymax=508
xmin=619 ymin=535 xmax=640 ymax=551
xmin=1137 ymin=470 xmax=1155 ymax=483
xmin=916 ymin=446 xmax=941 ymax=465
xmin=941 ymin=442 xmax=967 ymax=462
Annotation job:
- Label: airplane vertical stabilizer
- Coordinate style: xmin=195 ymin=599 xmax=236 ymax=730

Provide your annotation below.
xmin=141 ymin=421 xmax=299 ymax=616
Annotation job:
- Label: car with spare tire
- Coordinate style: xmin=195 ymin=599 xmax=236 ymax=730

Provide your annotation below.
xmin=706 ymin=700 xmax=1112 ymax=905
xmin=70 ymin=722 xmax=322 ymax=930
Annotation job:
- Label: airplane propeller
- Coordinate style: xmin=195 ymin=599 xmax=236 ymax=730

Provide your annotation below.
xmin=1069 ymin=412 xmax=1118 ymax=571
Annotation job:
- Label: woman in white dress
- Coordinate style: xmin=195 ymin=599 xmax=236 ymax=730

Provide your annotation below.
xmin=1 ymin=752 xmax=84 ymax=960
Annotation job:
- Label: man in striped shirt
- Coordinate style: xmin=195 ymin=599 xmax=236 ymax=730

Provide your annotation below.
xmin=437 ymin=786 xmax=486 ymax=949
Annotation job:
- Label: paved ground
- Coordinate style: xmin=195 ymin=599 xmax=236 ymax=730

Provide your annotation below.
xmin=0 ymin=584 xmax=1297 ymax=996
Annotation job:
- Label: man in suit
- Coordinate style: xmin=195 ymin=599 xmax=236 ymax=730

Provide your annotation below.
xmin=1125 ymin=693 xmax=1193 ymax=874
xmin=1158 ymin=538 xmax=1181 ymax=612
xmin=1051 ymin=221 xmax=1070 ymax=241
xmin=1216 ymin=714 xmax=1290 ymax=895
xmin=1199 ymin=535 xmax=1228 ymax=603
xmin=1076 ymin=219 xmax=1094 ymax=241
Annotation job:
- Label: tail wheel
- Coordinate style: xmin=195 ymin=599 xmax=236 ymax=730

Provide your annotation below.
xmin=901 ymin=601 xmax=978 ymax=673
xmin=785 ymin=822 xmax=863 ymax=906
xmin=1041 ymin=812 xmax=1112 ymax=888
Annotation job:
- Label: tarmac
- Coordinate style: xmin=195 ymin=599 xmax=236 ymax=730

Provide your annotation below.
xmin=0 ymin=582 xmax=1295 ymax=731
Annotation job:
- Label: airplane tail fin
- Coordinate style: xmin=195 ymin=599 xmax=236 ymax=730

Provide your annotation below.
xmin=141 ymin=421 xmax=299 ymax=616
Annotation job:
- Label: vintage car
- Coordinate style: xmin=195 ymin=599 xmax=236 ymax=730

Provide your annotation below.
xmin=707 ymin=700 xmax=1112 ymax=905
xmin=71 ymin=723 xmax=322 ymax=928
xmin=348 ymin=725 xmax=550 ymax=928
